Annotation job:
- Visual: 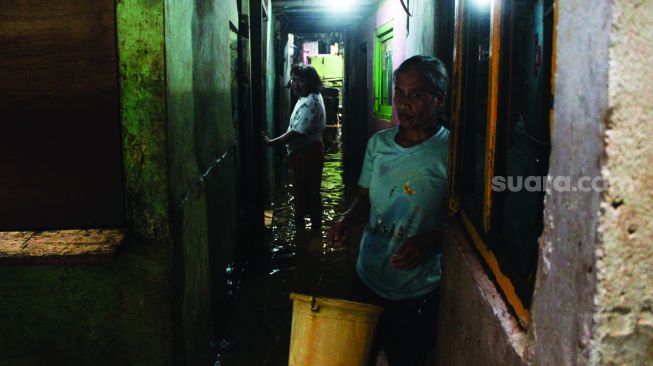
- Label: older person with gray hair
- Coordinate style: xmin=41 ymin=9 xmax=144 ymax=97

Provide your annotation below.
xmin=328 ymin=55 xmax=450 ymax=365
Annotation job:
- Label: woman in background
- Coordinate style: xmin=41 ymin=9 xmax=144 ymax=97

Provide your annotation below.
xmin=262 ymin=63 xmax=326 ymax=234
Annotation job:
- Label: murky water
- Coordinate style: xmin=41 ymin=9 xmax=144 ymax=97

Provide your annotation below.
xmin=268 ymin=134 xmax=352 ymax=274
xmin=220 ymin=131 xmax=359 ymax=365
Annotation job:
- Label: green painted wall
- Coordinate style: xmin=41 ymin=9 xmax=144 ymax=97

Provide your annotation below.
xmin=309 ymin=55 xmax=344 ymax=80
xmin=118 ymin=0 xmax=170 ymax=242
xmin=0 ymin=1 xmax=173 ymax=365
xmin=0 ymin=241 xmax=172 ymax=365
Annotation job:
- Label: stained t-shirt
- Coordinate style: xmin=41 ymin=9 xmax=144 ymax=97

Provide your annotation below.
xmin=356 ymin=126 xmax=450 ymax=300
xmin=286 ymin=92 xmax=326 ymax=155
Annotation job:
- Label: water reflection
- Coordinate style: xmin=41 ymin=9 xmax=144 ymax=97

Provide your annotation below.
xmin=322 ymin=149 xmax=346 ymax=224
xmin=268 ymin=135 xmax=349 ymax=274
xmin=219 ymin=130 xmax=356 ymax=365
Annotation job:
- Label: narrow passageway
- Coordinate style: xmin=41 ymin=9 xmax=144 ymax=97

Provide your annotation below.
xmin=4 ymin=1 xmax=653 ymax=365
xmin=220 ymin=131 xmax=362 ymax=365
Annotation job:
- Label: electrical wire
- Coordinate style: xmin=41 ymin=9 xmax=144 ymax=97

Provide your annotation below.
xmin=176 ymin=144 xmax=237 ymax=209
xmin=400 ymin=0 xmax=412 ymax=16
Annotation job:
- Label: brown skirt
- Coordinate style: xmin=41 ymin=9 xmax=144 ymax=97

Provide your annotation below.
xmin=289 ymin=140 xmax=324 ymax=225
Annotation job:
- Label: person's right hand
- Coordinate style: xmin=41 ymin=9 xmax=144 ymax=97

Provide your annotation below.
xmin=327 ymin=219 xmax=350 ymax=248
xmin=260 ymin=131 xmax=272 ymax=145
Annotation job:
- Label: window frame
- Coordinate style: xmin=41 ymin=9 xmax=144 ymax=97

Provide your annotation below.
xmin=0 ymin=0 xmax=132 ymax=263
xmin=447 ymin=0 xmax=556 ymax=328
xmin=373 ymin=21 xmax=394 ymax=121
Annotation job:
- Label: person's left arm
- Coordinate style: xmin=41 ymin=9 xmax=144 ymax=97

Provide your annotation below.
xmin=390 ymin=228 xmax=444 ymax=270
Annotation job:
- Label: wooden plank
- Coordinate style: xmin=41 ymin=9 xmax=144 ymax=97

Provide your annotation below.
xmin=482 ymin=0 xmax=503 ymax=233
xmin=0 ymin=232 xmax=34 ymax=256
xmin=460 ymin=209 xmax=529 ymax=327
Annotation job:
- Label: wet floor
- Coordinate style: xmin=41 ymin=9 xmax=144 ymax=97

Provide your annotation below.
xmin=219 ymin=133 xmax=363 ymax=365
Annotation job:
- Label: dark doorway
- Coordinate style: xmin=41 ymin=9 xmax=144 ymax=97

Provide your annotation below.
xmin=343 ymin=41 xmax=369 ymax=187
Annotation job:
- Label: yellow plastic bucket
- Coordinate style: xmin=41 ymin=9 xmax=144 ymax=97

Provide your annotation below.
xmin=288 ymin=292 xmax=384 ymax=366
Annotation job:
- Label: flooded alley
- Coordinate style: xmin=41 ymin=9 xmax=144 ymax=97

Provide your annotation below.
xmin=220 ymin=134 xmax=362 ymax=365
xmin=3 ymin=0 xmax=653 ymax=365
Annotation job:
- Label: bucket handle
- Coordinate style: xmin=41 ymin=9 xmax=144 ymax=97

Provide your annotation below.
xmin=310 ymin=295 xmax=320 ymax=312
xmin=310 ymin=254 xmax=327 ymax=312
xmin=309 ymin=240 xmax=355 ymax=313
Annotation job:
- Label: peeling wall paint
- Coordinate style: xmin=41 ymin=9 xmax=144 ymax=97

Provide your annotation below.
xmin=117 ymin=0 xmax=171 ymax=242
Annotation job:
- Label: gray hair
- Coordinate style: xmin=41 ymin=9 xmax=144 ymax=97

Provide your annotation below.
xmin=393 ymin=55 xmax=449 ymax=97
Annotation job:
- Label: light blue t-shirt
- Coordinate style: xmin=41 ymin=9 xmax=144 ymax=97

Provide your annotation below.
xmin=356 ymin=126 xmax=450 ymax=300
xmin=286 ymin=92 xmax=326 ymax=155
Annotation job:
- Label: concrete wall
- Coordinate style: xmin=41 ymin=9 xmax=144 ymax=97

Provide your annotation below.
xmin=437 ymin=228 xmax=527 ymax=366
xmin=278 ymin=32 xmax=294 ymax=135
xmin=527 ymin=0 xmax=609 ymax=363
xmin=264 ymin=0 xmax=279 ymax=201
xmin=118 ymin=0 xmax=170 ymax=242
xmin=530 ymin=1 xmax=653 ymax=364
xmin=164 ymin=0 xmax=239 ymax=363
xmin=591 ymin=0 xmax=653 ymax=364
xmin=0 ymin=1 xmax=173 ymax=364
xmin=404 ymin=0 xmax=436 ymax=58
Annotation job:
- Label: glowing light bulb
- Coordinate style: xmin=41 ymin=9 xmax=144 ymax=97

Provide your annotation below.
xmin=474 ymin=0 xmax=492 ymax=8
xmin=327 ymin=0 xmax=350 ymax=11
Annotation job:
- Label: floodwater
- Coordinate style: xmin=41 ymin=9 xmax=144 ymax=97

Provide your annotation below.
xmin=268 ymin=138 xmax=353 ymax=271
xmin=219 ymin=131 xmax=362 ymax=365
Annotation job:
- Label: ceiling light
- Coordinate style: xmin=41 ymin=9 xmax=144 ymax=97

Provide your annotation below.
xmin=474 ymin=0 xmax=492 ymax=9
xmin=327 ymin=0 xmax=349 ymax=11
